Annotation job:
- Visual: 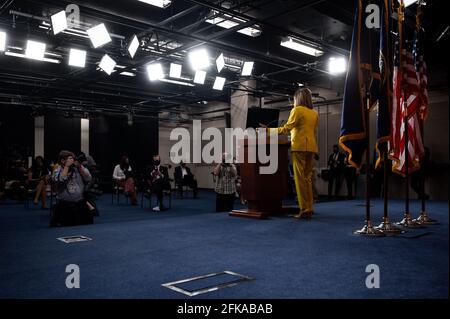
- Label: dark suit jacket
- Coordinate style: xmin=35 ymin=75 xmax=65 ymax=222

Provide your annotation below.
xmin=146 ymin=165 xmax=170 ymax=190
xmin=174 ymin=165 xmax=193 ymax=181
xmin=328 ymin=152 xmax=345 ymax=171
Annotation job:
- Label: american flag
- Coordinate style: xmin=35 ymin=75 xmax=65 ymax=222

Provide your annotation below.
xmin=413 ymin=27 xmax=429 ymax=122
xmin=390 ymin=39 xmax=425 ymax=175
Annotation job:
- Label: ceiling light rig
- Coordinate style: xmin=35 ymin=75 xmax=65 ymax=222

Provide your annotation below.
xmin=280 ymin=37 xmax=323 ymax=57
xmin=99 ymin=54 xmax=116 ymax=75
xmin=50 ymin=10 xmax=68 ymax=35
xmin=68 ymin=48 xmax=86 ymax=68
xmin=0 ymin=31 xmax=6 ymax=51
xmin=189 ymin=48 xmax=210 ymax=70
xmin=127 ymin=35 xmax=139 ymax=58
xmin=241 ymin=61 xmax=254 ymax=76
xmin=138 ymin=0 xmax=172 ymax=8
xmin=87 ymin=23 xmax=112 ymax=48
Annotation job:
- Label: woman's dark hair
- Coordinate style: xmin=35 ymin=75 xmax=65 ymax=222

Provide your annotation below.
xmin=58 ymin=150 xmax=74 ymax=164
xmin=34 ymin=156 xmax=45 ymax=166
xmin=120 ymin=155 xmax=129 ymax=170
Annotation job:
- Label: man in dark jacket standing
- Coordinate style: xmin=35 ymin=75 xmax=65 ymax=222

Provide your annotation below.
xmin=328 ymin=145 xmax=345 ymax=198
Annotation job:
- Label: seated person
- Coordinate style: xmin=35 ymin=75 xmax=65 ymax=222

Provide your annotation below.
xmin=27 ymin=156 xmax=50 ymax=209
xmin=112 ymin=155 xmax=137 ymax=205
xmin=174 ymin=161 xmax=198 ymax=198
xmin=213 ymin=153 xmax=237 ymax=212
xmin=4 ymin=159 xmax=27 ymax=201
xmin=50 ymin=150 xmax=94 ymax=227
xmin=146 ymin=155 xmax=171 ymax=211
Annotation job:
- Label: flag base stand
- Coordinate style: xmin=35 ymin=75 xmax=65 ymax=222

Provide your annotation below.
xmin=396 ymin=213 xmax=424 ymax=228
xmin=354 ymin=220 xmax=386 ymax=236
xmin=375 ymin=217 xmax=404 ymax=234
xmin=413 ymin=211 xmax=438 ymax=225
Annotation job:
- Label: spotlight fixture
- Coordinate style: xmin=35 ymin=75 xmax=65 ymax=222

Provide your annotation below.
xmin=188 ymin=48 xmax=210 ymax=70
xmin=50 ymin=10 xmax=68 ymax=35
xmin=216 ymin=53 xmax=225 ymax=73
xmin=280 ymin=37 xmax=323 ymax=57
xmin=193 ymin=70 xmax=207 ymax=84
xmin=169 ymin=63 xmax=182 ymax=78
xmin=68 ymin=48 xmax=86 ymax=68
xmin=241 ymin=61 xmax=254 ymax=76
xmin=25 ymin=40 xmax=46 ymax=60
xmin=0 ymin=31 xmax=5 ymax=51
xmin=146 ymin=63 xmax=164 ymax=81
xmin=205 ymin=10 xmax=262 ymax=37
xmin=404 ymin=0 xmax=418 ymax=7
xmin=138 ymin=0 xmax=172 ymax=8
xmin=99 ymin=54 xmax=116 ymax=75
xmin=213 ymin=76 xmax=226 ymax=90
xmin=128 ymin=35 xmax=139 ymax=58
xmin=86 ymin=23 xmax=112 ymax=48
xmin=328 ymin=57 xmax=346 ymax=75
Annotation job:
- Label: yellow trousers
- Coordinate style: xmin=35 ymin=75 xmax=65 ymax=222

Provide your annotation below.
xmin=292 ymin=151 xmax=314 ymax=212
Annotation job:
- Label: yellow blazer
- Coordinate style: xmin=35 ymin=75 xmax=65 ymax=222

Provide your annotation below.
xmin=270 ymin=105 xmax=319 ymax=153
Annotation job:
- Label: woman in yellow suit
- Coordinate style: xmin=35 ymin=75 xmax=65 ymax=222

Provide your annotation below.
xmin=262 ymin=88 xmax=319 ymax=219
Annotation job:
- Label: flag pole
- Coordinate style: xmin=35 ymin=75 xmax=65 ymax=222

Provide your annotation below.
xmin=354 ymin=87 xmax=384 ymax=236
xmin=413 ymin=129 xmax=438 ymax=224
xmin=376 ymin=150 xmax=403 ymax=233
xmin=396 ymin=97 xmax=422 ymax=228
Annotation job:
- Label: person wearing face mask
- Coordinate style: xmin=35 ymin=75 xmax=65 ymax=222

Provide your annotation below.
xmin=213 ymin=153 xmax=237 ymax=212
xmin=174 ymin=161 xmax=198 ymax=198
xmin=113 ymin=155 xmax=137 ymax=205
xmin=146 ymin=155 xmax=170 ymax=211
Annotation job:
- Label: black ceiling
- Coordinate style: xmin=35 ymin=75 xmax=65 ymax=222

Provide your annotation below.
xmin=0 ymin=0 xmax=447 ymax=119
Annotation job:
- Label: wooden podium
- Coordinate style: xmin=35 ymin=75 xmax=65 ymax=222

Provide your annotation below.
xmin=230 ymin=134 xmax=294 ymax=219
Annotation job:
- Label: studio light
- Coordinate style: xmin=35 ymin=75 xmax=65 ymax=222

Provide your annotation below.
xmin=328 ymin=57 xmax=347 ymax=75
xmin=193 ymin=70 xmax=206 ymax=84
xmin=169 ymin=63 xmax=182 ymax=78
xmin=99 ymin=54 xmax=116 ymax=75
xmin=128 ymin=35 xmax=139 ymax=58
xmin=216 ymin=53 xmax=225 ymax=73
xmin=68 ymin=48 xmax=86 ymax=68
xmin=404 ymin=0 xmax=417 ymax=7
xmin=138 ymin=0 xmax=172 ymax=8
xmin=206 ymin=10 xmax=262 ymax=37
xmin=213 ymin=76 xmax=226 ymax=90
xmin=189 ymin=48 xmax=210 ymax=70
xmin=160 ymin=78 xmax=194 ymax=87
xmin=0 ymin=31 xmax=5 ymax=51
xmin=87 ymin=23 xmax=112 ymax=48
xmin=5 ymin=51 xmax=60 ymax=63
xmin=25 ymin=40 xmax=46 ymax=60
xmin=50 ymin=10 xmax=68 ymax=35
xmin=280 ymin=37 xmax=323 ymax=57
xmin=241 ymin=61 xmax=254 ymax=76
xmin=120 ymin=71 xmax=136 ymax=77
xmin=147 ymin=63 xmax=164 ymax=81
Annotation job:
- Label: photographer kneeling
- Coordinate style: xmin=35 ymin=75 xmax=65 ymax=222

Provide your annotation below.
xmin=50 ymin=150 xmax=94 ymax=227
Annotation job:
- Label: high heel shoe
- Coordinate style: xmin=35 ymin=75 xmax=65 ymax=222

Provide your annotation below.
xmin=293 ymin=210 xmax=313 ymax=219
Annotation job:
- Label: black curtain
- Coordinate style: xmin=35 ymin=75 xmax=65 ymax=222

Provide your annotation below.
xmin=0 ymin=106 xmax=34 ymax=161
xmin=89 ymin=115 xmax=158 ymax=182
xmin=44 ymin=115 xmax=81 ymax=163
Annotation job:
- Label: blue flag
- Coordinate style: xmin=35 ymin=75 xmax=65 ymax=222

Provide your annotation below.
xmin=375 ymin=0 xmax=392 ymax=169
xmin=339 ymin=0 xmax=383 ymax=168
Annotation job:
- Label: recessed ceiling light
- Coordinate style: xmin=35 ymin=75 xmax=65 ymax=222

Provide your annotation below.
xmin=328 ymin=57 xmax=347 ymax=75
xmin=0 ymin=31 xmax=6 ymax=51
xmin=280 ymin=37 xmax=323 ymax=57
xmin=138 ymin=0 xmax=172 ymax=8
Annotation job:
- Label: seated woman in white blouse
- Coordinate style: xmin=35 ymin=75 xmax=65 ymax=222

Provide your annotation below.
xmin=112 ymin=155 xmax=137 ymax=205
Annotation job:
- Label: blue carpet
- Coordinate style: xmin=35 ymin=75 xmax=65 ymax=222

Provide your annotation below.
xmin=0 ymin=191 xmax=448 ymax=299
